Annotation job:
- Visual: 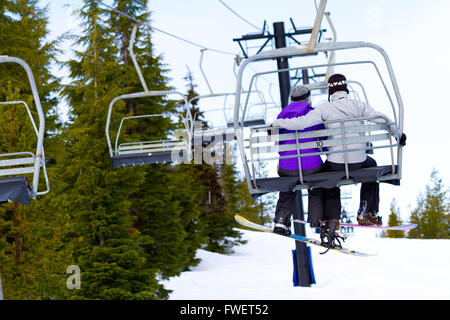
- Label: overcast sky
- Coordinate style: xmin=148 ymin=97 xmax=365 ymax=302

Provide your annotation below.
xmin=40 ymin=0 xmax=450 ymax=222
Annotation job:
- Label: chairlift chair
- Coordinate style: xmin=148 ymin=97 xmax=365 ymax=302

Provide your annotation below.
xmin=198 ymin=49 xmax=275 ymax=133
xmin=190 ymin=88 xmax=277 ymax=146
xmin=105 ymin=90 xmax=193 ymax=168
xmin=106 ymin=24 xmax=193 ymax=168
xmin=233 ymin=42 xmax=404 ymax=197
xmin=190 ymin=92 xmax=237 ymax=145
xmin=0 ymin=56 xmax=50 ymax=205
xmin=225 ymin=90 xmax=268 ymax=128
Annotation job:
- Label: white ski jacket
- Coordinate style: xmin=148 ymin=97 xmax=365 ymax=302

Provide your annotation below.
xmin=272 ymin=91 xmax=400 ymax=164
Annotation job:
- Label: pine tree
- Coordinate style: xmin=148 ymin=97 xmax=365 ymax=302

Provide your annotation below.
xmin=250 ymin=162 xmax=275 ymax=225
xmin=131 ymin=164 xmax=207 ymax=279
xmin=183 ymin=66 xmax=204 ymax=123
xmin=408 ymin=169 xmax=449 ymax=239
xmin=107 ymin=1 xmax=208 ymax=281
xmin=60 ymin=0 xmax=167 ymax=299
xmin=381 ymin=199 xmax=405 ymax=238
xmin=180 ymin=68 xmax=248 ymax=254
xmin=213 ymin=162 xmax=246 ymax=253
xmin=236 ymin=180 xmax=271 ymax=226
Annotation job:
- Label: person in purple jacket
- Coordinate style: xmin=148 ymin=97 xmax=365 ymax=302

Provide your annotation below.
xmin=273 ymin=85 xmax=341 ymax=236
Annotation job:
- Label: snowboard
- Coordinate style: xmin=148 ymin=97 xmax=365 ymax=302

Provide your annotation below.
xmin=235 ymin=215 xmax=376 ymax=257
xmin=293 ymin=219 xmax=417 ymax=231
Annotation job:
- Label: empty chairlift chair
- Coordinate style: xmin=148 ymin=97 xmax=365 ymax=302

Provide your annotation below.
xmin=198 ymin=48 xmax=271 ymax=130
xmin=190 ymin=92 xmax=238 ymax=144
xmin=190 ymin=89 xmax=278 ymax=145
xmin=105 ymin=90 xmax=193 ymax=168
xmin=233 ymin=42 xmax=405 ymax=197
xmin=0 ymin=56 xmax=50 ymax=205
xmin=225 ymin=88 xmax=270 ymax=128
xmin=105 ymin=25 xmax=193 ymax=168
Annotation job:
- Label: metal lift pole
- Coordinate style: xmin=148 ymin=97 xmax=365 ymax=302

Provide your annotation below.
xmin=295 ymin=69 xmax=313 ymax=287
xmin=273 ymin=22 xmax=291 ymax=108
xmin=273 ymin=21 xmax=312 ymax=287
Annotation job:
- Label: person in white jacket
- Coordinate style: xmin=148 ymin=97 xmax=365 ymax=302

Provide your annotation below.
xmin=272 ymin=74 xmax=406 ymax=226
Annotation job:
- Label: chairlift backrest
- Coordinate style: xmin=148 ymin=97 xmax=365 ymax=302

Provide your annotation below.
xmin=246 ymin=117 xmax=398 ymax=195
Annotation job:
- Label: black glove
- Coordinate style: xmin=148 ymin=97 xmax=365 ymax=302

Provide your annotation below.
xmin=397 ymin=133 xmax=407 ymax=146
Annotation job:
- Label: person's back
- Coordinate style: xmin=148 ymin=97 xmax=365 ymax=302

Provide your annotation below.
xmin=314 ymin=90 xmax=388 ymax=164
xmin=277 ymin=101 xmax=324 ymax=173
xmin=272 ymin=74 xmax=407 ymax=227
xmin=272 ymin=85 xmax=339 ymax=237
xmin=273 ymin=75 xmax=398 ymax=165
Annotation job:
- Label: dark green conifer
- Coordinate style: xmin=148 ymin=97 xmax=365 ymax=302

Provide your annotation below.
xmin=381 ymin=199 xmax=405 ymax=238
xmin=60 ymin=0 xmax=166 ymax=299
xmin=408 ymin=169 xmax=449 ymax=239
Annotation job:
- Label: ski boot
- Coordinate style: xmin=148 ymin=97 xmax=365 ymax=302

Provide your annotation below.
xmin=357 ymin=201 xmax=383 ymax=226
xmin=367 ymin=212 xmax=382 ymax=226
xmin=273 ymin=223 xmax=291 ymax=236
xmin=319 ymin=220 xmax=346 ymax=254
xmin=272 ymin=217 xmax=292 ymax=236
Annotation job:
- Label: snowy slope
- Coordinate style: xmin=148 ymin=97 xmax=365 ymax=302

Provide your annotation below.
xmin=163 ymin=228 xmax=450 ymax=300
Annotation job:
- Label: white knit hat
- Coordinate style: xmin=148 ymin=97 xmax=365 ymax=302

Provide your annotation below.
xmin=290 ymin=85 xmax=310 ymax=101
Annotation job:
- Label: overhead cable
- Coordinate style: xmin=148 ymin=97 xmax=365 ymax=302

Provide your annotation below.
xmin=96 ymin=0 xmax=237 ymax=56
xmin=216 ymin=0 xmax=263 ymax=32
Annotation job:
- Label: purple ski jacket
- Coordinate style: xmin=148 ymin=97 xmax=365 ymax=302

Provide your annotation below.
xmin=277 ymin=101 xmax=325 ymax=171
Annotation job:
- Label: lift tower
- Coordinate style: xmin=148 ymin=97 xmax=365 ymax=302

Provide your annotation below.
xmin=233 ymin=19 xmax=328 ymax=287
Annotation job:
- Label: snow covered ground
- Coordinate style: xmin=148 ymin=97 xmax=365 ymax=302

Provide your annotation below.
xmin=163 ymin=227 xmax=450 ymax=300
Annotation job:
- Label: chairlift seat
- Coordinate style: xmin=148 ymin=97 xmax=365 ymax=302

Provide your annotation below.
xmin=243 ymin=118 xmax=266 ymax=127
xmin=0 ymin=176 xmax=32 ymax=205
xmin=111 ymin=150 xmax=189 ymax=168
xmin=112 ymin=137 xmax=190 ymax=167
xmin=253 ymin=165 xmax=399 ymax=196
xmin=227 ymin=118 xmax=266 ymax=128
xmin=193 ymin=127 xmax=236 ymax=144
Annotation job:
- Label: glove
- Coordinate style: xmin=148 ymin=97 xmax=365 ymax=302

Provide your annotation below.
xmin=268 ymin=120 xmax=279 ymax=136
xmin=389 ymin=124 xmax=406 ymax=146
xmin=268 ymin=123 xmax=273 ymax=136
xmin=398 ymin=133 xmax=407 ymax=146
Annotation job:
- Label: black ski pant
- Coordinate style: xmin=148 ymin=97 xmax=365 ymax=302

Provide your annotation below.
xmin=325 ymin=156 xmax=379 ymax=214
xmin=306 ymin=186 xmax=341 ymax=227
xmin=274 ymin=165 xmax=341 ymax=227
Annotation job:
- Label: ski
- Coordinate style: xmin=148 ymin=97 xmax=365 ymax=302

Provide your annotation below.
xmin=235 ymin=215 xmax=376 ymax=257
xmin=293 ymin=219 xmax=417 ymax=231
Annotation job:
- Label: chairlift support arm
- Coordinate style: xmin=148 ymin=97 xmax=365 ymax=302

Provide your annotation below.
xmin=129 ymin=24 xmax=149 ymax=93
xmin=199 ymin=49 xmax=214 ymax=94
